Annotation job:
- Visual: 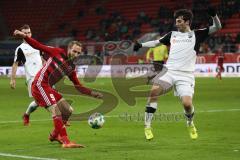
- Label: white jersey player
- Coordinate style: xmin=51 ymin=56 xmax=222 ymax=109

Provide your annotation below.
xmin=10 ymin=24 xmax=43 ymax=126
xmin=133 ymin=8 xmax=222 ymax=140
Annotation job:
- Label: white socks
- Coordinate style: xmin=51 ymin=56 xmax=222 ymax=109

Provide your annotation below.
xmin=144 ymin=102 xmax=158 ymax=128
xmin=184 ymin=106 xmax=195 ymax=126
xmin=26 ymin=101 xmax=38 ymax=115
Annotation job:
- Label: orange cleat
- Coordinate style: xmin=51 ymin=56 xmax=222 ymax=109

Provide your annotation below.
xmin=62 ymin=142 xmax=85 ymax=148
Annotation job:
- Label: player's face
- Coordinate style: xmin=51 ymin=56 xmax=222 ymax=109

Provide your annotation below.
xmin=175 ymin=16 xmax=189 ymax=32
xmin=21 ymin=28 xmax=32 ymax=37
xmin=68 ymin=44 xmax=82 ymax=59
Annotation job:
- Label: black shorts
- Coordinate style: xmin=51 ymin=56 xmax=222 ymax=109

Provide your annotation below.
xmin=153 ymin=61 xmax=164 ymax=72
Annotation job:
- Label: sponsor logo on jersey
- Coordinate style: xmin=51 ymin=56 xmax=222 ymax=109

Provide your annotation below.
xmin=172 ymin=39 xmax=192 ymax=44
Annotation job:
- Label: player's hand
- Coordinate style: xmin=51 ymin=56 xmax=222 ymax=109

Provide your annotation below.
xmin=10 ymin=79 xmax=16 ymax=89
xmin=91 ymin=91 xmax=103 ymax=99
xmin=13 ymin=30 xmax=27 ymax=38
xmin=207 ymin=7 xmax=217 ymax=17
xmin=133 ymin=41 xmax=142 ymax=52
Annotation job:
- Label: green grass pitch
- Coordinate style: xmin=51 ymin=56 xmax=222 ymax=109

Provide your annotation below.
xmin=0 ymin=77 xmax=239 ymax=160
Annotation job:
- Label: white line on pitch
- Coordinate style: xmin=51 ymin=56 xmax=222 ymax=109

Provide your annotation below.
xmin=105 ymin=108 xmax=240 ymax=118
xmin=0 ymin=108 xmax=240 ymax=124
xmin=198 ymin=108 xmax=240 ymax=113
xmin=0 ymin=119 xmax=51 ymax=124
xmin=0 ymin=152 xmax=65 ymax=160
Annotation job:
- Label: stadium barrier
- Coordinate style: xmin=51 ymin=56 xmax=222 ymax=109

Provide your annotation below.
xmin=1 ymin=63 xmax=240 ymax=77
xmin=105 ymin=53 xmax=240 ymax=64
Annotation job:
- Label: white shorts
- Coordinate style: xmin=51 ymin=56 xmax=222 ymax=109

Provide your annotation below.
xmin=27 ymin=78 xmax=34 ymax=97
xmin=154 ymin=69 xmax=195 ymax=98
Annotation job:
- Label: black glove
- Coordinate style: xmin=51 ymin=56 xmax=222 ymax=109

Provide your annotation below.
xmin=207 ymin=7 xmax=217 ymax=17
xmin=133 ymin=41 xmax=142 ymax=52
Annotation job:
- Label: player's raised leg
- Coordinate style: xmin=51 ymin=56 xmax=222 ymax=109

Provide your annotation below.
xmin=144 ymin=85 xmax=160 ymax=140
xmin=144 ymin=81 xmax=172 ymax=140
xmin=181 ymin=96 xmax=198 ymax=140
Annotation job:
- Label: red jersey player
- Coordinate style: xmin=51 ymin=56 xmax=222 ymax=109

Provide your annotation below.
xmin=215 ymin=47 xmax=225 ymax=80
xmin=13 ymin=29 xmax=103 ymax=148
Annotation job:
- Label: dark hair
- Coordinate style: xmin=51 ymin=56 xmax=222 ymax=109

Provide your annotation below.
xmin=68 ymin=41 xmax=82 ymax=49
xmin=174 ymin=9 xmax=193 ymax=25
xmin=20 ymin=24 xmax=30 ymax=30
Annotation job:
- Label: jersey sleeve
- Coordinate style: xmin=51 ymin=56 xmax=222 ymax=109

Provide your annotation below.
xmin=68 ymin=71 xmax=92 ymax=95
xmin=159 ymin=32 xmax=172 ymax=45
xmin=24 ymin=37 xmax=57 ymax=57
xmin=194 ymin=28 xmax=210 ymax=53
xmin=14 ymin=47 xmax=26 ymax=64
xmin=194 ymin=28 xmax=209 ymax=43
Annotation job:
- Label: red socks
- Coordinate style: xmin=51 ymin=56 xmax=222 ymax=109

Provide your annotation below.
xmin=52 ymin=115 xmax=70 ymax=144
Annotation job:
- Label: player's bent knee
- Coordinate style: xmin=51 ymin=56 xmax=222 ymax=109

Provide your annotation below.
xmin=149 ymin=83 xmax=171 ymax=101
xmin=181 ymin=97 xmax=193 ymax=108
xmin=151 ymin=85 xmax=162 ymax=95
xmin=47 ymin=104 xmax=61 ymax=116
xmin=153 ymin=80 xmax=172 ymax=94
xmin=183 ymin=102 xmax=192 ymax=108
xmin=57 ymin=99 xmax=73 ymax=114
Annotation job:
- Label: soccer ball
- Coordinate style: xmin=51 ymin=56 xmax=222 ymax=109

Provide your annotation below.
xmin=88 ymin=113 xmax=105 ymax=129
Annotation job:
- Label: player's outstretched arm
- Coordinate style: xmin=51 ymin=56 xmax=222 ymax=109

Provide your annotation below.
xmin=133 ymin=40 xmax=160 ymax=52
xmin=207 ymin=7 xmax=222 ymax=34
xmin=13 ymin=30 xmax=54 ymax=55
xmin=69 ymin=71 xmax=103 ymax=99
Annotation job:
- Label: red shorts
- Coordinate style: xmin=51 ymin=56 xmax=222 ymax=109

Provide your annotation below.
xmin=31 ymin=83 xmax=62 ymax=107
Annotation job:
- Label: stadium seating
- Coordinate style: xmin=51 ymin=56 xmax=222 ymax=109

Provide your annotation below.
xmin=0 ymin=0 xmax=239 ymax=45
xmin=0 ymin=0 xmax=73 ymax=40
xmin=219 ymin=13 xmax=240 ymax=37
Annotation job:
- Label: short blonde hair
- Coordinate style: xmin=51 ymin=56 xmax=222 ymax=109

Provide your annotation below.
xmin=20 ymin=24 xmax=30 ymax=30
xmin=68 ymin=41 xmax=82 ymax=49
